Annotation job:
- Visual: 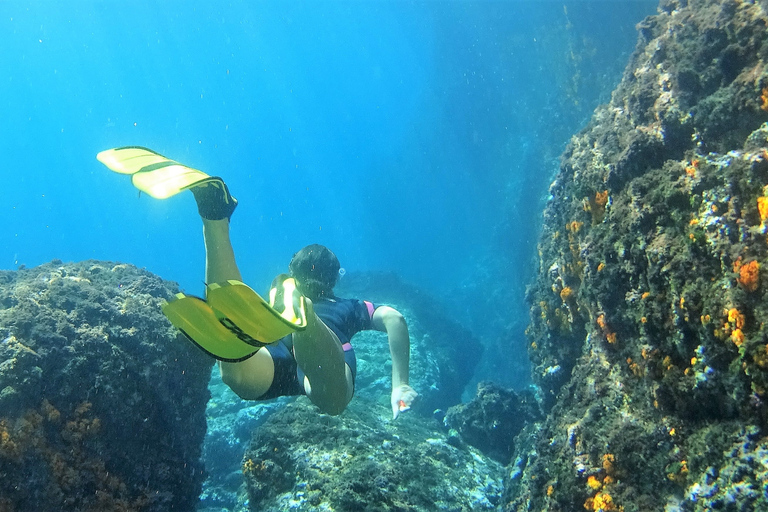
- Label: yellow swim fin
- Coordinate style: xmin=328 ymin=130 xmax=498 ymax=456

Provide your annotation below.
xmin=97 ymin=146 xmax=211 ymax=199
xmin=208 ymin=280 xmax=307 ymax=338
xmin=162 ymin=293 xmax=261 ymax=362
xmin=162 ymin=279 xmax=307 ymax=362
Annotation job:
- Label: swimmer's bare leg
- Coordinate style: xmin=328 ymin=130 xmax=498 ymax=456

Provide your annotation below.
xmin=202 ymin=218 xmax=274 ymax=399
xmin=291 ymin=299 xmax=354 ymax=415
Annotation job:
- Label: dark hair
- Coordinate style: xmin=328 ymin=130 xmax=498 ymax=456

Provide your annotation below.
xmin=288 ymin=244 xmax=340 ymax=300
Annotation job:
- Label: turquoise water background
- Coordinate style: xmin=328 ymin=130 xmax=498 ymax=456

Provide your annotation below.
xmin=1 ymin=1 xmax=656 ymax=387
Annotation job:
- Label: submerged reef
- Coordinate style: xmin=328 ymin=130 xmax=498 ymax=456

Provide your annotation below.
xmin=512 ymin=0 xmax=768 ymax=510
xmin=0 ymin=260 xmax=212 ymax=512
xmin=241 ymin=397 xmax=504 ymax=512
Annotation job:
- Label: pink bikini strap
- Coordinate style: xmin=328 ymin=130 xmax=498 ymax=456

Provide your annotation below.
xmin=364 ymin=300 xmax=375 ymax=319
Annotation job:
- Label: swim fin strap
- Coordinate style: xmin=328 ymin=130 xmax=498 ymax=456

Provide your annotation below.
xmin=162 ymin=280 xmax=307 ymax=362
xmin=97 ymin=146 xmax=212 ymax=199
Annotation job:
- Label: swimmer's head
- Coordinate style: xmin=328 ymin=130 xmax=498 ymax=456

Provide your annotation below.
xmin=289 ymin=244 xmax=340 ymax=300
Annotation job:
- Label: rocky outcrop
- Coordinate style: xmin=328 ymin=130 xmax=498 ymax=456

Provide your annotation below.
xmin=241 ymin=397 xmax=504 ymax=512
xmin=445 ymin=382 xmax=541 ymax=464
xmin=0 ymin=260 xmax=213 ymax=512
xmin=512 ymin=0 xmax=768 ymax=510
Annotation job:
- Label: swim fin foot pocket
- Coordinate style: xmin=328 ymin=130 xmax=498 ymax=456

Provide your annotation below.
xmin=96 ymin=146 xmax=238 ymax=220
xmin=162 ymin=280 xmax=307 ymax=362
xmin=189 ymin=178 xmax=238 ymax=221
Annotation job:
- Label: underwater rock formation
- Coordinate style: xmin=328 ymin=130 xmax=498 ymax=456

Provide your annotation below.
xmin=199 ymin=270 xmax=485 ymax=511
xmin=512 ymin=0 xmax=768 ymax=510
xmin=198 ymin=375 xmax=288 ymax=511
xmin=337 ymin=271 xmax=483 ymax=411
xmin=445 ymin=382 xmax=541 ymax=464
xmin=241 ymin=397 xmax=504 ymax=512
xmin=0 ymin=260 xmax=213 ymax=512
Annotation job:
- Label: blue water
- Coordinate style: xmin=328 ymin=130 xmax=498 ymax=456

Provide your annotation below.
xmin=1 ymin=1 xmax=656 ymax=387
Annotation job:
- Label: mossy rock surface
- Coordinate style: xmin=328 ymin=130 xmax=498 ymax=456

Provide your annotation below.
xmin=513 ymin=0 xmax=768 ymax=510
xmin=242 ymin=397 xmax=504 ymax=512
xmin=0 ymin=260 xmax=213 ymax=512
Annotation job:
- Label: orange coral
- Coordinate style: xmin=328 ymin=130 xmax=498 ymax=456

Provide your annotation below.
xmin=728 ymin=308 xmax=745 ymax=329
xmin=585 ymin=492 xmax=617 ymax=511
xmin=560 ymin=286 xmax=574 ymax=302
xmin=761 ymin=87 xmax=768 ymax=112
xmin=731 ymin=329 xmax=745 ymax=347
xmin=738 ymin=260 xmax=760 ymax=292
xmin=0 ymin=399 xmax=141 ymax=510
xmin=568 ymin=220 xmax=584 ymax=233
xmin=596 ymin=314 xmax=606 ymax=330
xmin=627 ymin=358 xmax=644 ymax=377
xmin=758 ymin=196 xmax=768 ymax=223
xmin=584 ymin=190 xmax=610 ymax=224
xmin=587 ymin=475 xmax=602 ymax=490
xmin=685 ymin=159 xmax=698 ymax=178
xmin=596 ymin=314 xmax=617 ymax=344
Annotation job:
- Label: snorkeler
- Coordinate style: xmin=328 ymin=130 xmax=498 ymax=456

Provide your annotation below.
xmin=98 ymin=146 xmax=417 ymax=418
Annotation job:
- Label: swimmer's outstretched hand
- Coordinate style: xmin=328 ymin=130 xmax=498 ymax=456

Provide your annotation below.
xmin=391 ymin=384 xmax=418 ymax=420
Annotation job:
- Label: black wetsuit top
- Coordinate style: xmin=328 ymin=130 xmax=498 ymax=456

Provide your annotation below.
xmin=259 ymin=296 xmax=376 ymax=400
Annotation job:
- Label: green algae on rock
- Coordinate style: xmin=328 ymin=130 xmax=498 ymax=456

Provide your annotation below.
xmin=0 ymin=260 xmax=213 ymax=512
xmin=242 ymin=397 xmax=504 ymax=512
xmin=513 ymin=0 xmax=768 ymax=510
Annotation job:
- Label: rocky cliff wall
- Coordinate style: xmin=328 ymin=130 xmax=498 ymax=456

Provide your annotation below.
xmin=511 ymin=0 xmax=768 ymax=510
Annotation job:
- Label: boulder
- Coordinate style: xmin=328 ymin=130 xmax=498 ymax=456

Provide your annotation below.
xmin=445 ymin=382 xmax=541 ymax=464
xmin=241 ymin=397 xmax=504 ymax=512
xmin=0 ymin=260 xmax=213 ymax=512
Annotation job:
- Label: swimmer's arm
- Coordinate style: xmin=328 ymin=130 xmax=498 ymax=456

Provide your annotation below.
xmin=372 ymin=306 xmax=417 ymax=418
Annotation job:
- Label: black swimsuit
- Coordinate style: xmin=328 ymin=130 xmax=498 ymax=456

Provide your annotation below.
xmin=257 ymin=296 xmax=376 ymax=400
